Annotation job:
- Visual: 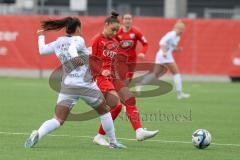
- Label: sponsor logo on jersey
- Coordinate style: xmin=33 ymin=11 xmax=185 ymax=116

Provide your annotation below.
xmin=103 ymin=50 xmax=117 ymax=58
xmin=119 ymin=40 xmax=134 ymax=49
xmin=102 ymin=41 xmax=118 ymax=58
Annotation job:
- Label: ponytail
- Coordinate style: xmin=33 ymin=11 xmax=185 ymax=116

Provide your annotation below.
xmin=41 ymin=17 xmax=81 ymax=34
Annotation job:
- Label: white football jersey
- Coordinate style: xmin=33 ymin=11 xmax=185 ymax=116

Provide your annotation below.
xmin=38 ymin=35 xmax=92 ymax=87
xmin=159 ymin=31 xmax=180 ymax=55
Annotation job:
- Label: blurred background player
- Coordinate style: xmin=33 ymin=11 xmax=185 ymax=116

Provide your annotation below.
xmin=24 ymin=17 xmax=126 ymax=149
xmin=136 ymin=20 xmax=190 ymax=99
xmin=116 ymin=13 xmax=148 ymax=85
xmin=90 ymin=11 xmax=159 ymax=147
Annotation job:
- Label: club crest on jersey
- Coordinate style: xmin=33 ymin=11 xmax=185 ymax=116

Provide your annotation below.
xmin=129 ymin=33 xmax=135 ymax=39
xmin=120 ymin=40 xmax=133 ymax=49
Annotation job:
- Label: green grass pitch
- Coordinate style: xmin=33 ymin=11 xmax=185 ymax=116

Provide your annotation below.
xmin=0 ymin=77 xmax=240 ymax=160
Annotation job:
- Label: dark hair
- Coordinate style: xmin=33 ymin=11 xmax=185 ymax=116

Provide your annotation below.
xmin=41 ymin=17 xmax=81 ymax=34
xmin=105 ymin=11 xmax=119 ymax=24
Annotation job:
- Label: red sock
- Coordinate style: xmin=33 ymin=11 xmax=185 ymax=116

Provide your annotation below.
xmin=125 ymin=105 xmax=142 ymax=131
xmin=98 ymin=104 xmax=123 ymax=135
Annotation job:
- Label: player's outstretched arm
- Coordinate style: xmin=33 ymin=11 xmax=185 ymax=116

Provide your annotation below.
xmin=37 ymin=29 xmax=55 ymax=55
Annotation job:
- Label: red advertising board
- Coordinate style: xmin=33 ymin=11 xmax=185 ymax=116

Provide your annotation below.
xmin=0 ymin=16 xmax=239 ymax=75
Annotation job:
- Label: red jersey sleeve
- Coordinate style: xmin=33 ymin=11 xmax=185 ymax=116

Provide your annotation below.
xmin=91 ymin=35 xmax=101 ymax=57
xmin=89 ymin=35 xmax=103 ymax=77
xmin=134 ymin=27 xmax=148 ymax=55
xmin=89 ymin=34 xmax=113 ymax=77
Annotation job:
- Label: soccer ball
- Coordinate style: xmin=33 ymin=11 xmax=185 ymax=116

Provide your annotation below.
xmin=192 ymin=129 xmax=212 ymax=149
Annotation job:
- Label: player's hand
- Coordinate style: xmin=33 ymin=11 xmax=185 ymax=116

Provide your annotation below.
xmin=138 ymin=53 xmax=145 ymax=59
xmin=37 ymin=29 xmax=45 ymax=36
xmin=101 ymin=70 xmax=111 ymax=77
xmin=72 ymin=57 xmax=84 ymax=66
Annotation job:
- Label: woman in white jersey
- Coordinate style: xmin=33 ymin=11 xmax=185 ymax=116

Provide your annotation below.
xmin=24 ymin=17 xmax=125 ymax=149
xmin=137 ymin=20 xmax=190 ymax=99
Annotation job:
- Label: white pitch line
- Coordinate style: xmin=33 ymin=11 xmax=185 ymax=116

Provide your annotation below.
xmin=1 ymin=131 xmax=240 ymax=147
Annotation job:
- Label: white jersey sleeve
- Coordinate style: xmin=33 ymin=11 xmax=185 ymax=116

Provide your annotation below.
xmin=159 ymin=31 xmax=179 ymax=53
xmin=159 ymin=31 xmax=174 ymax=46
xmin=38 ymin=35 xmax=56 ymax=55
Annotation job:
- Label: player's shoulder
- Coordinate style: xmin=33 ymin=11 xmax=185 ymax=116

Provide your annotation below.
xmin=131 ymin=26 xmax=141 ymax=33
xmin=92 ymin=34 xmax=104 ymax=42
xmin=166 ymin=31 xmax=177 ymax=37
xmin=72 ymin=36 xmax=85 ymax=43
xmin=88 ymin=33 xmax=103 ymax=47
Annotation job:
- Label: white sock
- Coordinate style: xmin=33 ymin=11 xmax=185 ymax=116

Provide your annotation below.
xmin=96 ymin=133 xmax=104 ymax=138
xmin=38 ymin=118 xmax=60 ymax=140
xmin=100 ymin=112 xmax=117 ymax=144
xmin=140 ymin=73 xmax=157 ymax=85
xmin=173 ymin=74 xmax=182 ymax=95
xmin=136 ymin=128 xmax=144 ymax=134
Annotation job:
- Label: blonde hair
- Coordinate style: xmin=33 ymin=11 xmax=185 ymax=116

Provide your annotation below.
xmin=174 ymin=20 xmax=185 ymax=30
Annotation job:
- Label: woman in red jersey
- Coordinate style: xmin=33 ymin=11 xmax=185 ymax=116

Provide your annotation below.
xmin=116 ymin=13 xmax=148 ymax=85
xmin=90 ymin=11 xmax=159 ymax=147
xmin=24 ymin=17 xmax=125 ymax=149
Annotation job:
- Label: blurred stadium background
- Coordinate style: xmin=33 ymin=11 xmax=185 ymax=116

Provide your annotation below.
xmin=0 ymin=0 xmax=240 ymax=81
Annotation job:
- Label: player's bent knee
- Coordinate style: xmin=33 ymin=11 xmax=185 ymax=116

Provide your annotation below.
xmin=125 ymin=96 xmax=136 ymax=106
xmin=55 ymin=117 xmax=65 ymax=125
xmin=106 ymin=91 xmax=120 ymax=107
xmin=95 ymin=101 xmax=110 ymax=115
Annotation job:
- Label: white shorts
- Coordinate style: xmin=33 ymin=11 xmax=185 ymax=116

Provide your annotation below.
xmin=155 ymin=50 xmax=175 ymax=64
xmin=57 ymin=82 xmax=104 ymax=109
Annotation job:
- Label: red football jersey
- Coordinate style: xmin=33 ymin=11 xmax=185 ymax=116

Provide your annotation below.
xmin=117 ymin=26 xmax=148 ymax=62
xmin=90 ymin=33 xmax=120 ymax=77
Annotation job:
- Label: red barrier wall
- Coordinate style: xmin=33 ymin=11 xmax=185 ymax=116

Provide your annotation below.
xmin=0 ymin=16 xmax=239 ymax=75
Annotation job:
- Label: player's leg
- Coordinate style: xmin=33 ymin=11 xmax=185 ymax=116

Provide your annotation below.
xmin=122 ymin=63 xmax=136 ymax=86
xmin=142 ymin=64 xmax=167 ymax=85
xmin=114 ymin=53 xmax=130 ymax=85
xmin=136 ymin=64 xmax=167 ymax=92
xmin=24 ymin=93 xmax=76 ymax=148
xmin=115 ymin=80 xmax=159 ymax=141
xmin=165 ymin=62 xmax=190 ymax=99
xmin=89 ymin=80 xmax=125 ymax=148
xmin=38 ymin=105 xmax=70 ymax=139
xmin=91 ymin=98 xmax=126 ymax=149
xmin=136 ymin=50 xmax=168 ymax=92
xmin=24 ymin=105 xmax=70 ymax=148
xmin=95 ymin=101 xmax=122 ymax=146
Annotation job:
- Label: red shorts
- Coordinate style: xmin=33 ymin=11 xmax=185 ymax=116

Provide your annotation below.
xmin=95 ymin=76 xmax=115 ymax=94
xmin=115 ymin=62 xmax=136 ymax=81
xmin=125 ymin=63 xmax=136 ymax=81
xmin=95 ymin=76 xmax=127 ymax=96
xmin=112 ymin=79 xmax=127 ymax=92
